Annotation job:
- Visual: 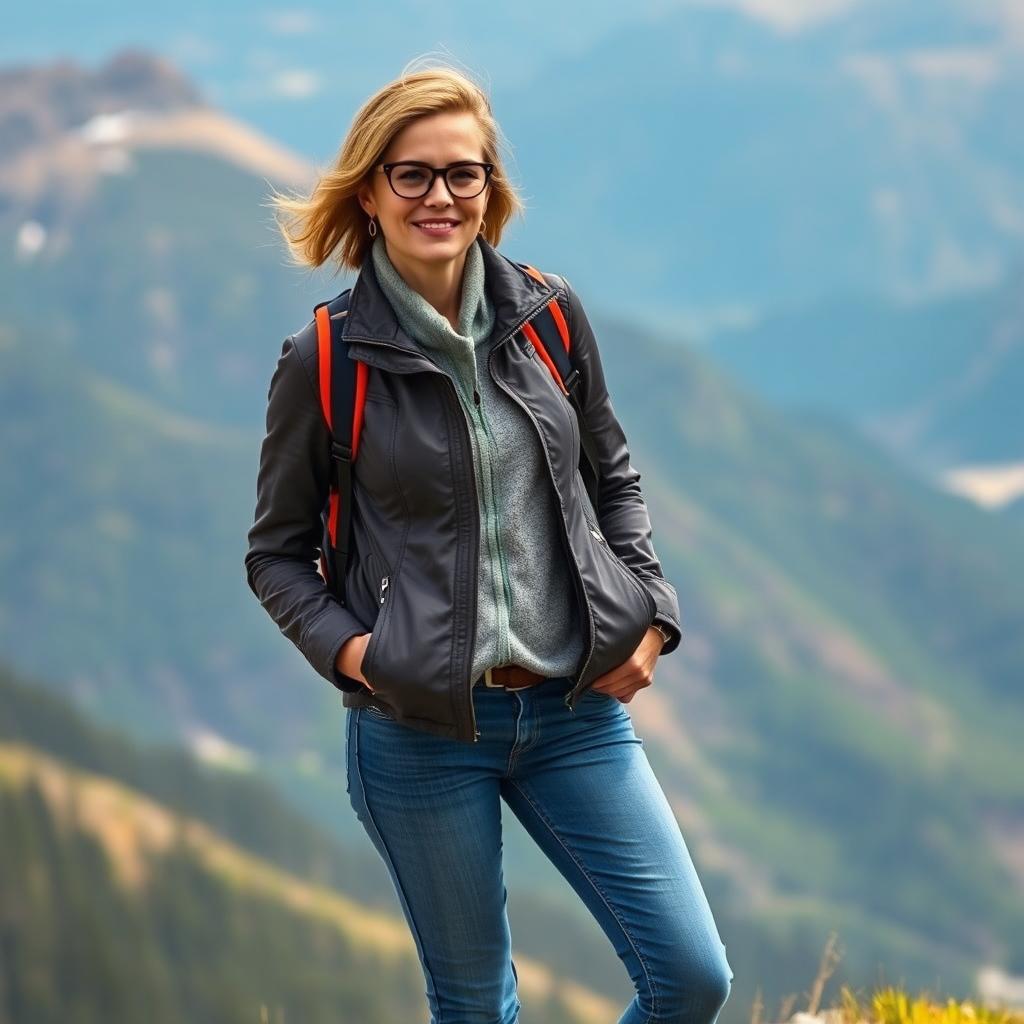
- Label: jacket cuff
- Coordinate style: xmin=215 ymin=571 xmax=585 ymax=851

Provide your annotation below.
xmin=302 ymin=608 xmax=370 ymax=694
xmin=651 ymin=616 xmax=681 ymax=655
xmin=637 ymin=575 xmax=682 ymax=655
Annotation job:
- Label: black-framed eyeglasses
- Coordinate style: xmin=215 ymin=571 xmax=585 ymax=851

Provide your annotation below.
xmin=378 ymin=161 xmax=494 ymax=199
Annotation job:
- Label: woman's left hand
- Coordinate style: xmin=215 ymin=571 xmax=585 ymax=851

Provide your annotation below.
xmin=588 ymin=626 xmax=666 ymax=703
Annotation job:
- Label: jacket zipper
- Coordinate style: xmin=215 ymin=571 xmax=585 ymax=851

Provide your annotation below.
xmin=340 ymin=339 xmax=483 ymax=742
xmin=365 ymin=517 xmax=392 ymax=602
xmin=446 ymin=382 xmax=482 ymax=743
xmin=360 ymin=569 xmax=392 ymax=687
xmin=469 ymin=381 xmax=513 ymax=668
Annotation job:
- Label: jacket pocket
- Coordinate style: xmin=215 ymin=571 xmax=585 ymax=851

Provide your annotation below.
xmin=358 ymin=553 xmax=393 ymax=688
xmin=587 ymin=520 xmax=657 ymax=622
xmin=574 ymin=471 xmax=657 ymax=623
xmin=570 ymin=471 xmax=656 ymax=685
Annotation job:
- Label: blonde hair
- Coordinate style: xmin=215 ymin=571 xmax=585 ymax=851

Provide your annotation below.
xmin=266 ymin=61 xmax=526 ymax=275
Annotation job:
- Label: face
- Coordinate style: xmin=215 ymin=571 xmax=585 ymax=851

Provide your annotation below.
xmin=358 ymin=110 xmax=491 ymax=271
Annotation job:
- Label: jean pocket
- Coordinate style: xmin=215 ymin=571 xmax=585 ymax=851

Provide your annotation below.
xmin=581 ymin=686 xmax=619 ymax=704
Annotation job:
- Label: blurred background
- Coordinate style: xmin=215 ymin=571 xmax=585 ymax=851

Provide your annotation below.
xmin=2 ymin=2 xmax=1023 ymax=1022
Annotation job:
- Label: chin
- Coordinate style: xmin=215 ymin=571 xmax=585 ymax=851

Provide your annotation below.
xmin=409 ymin=236 xmax=472 ymax=259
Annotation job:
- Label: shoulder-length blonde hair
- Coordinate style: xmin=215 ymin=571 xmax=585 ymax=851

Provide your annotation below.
xmin=267 ymin=62 xmax=526 ymax=275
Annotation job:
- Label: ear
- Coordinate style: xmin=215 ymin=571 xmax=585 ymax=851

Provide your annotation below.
xmin=356 ymin=179 xmax=376 ymax=219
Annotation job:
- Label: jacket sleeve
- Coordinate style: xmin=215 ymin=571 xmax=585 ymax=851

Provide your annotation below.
xmin=244 ymin=334 xmax=370 ymax=693
xmin=557 ymin=275 xmax=683 ymax=656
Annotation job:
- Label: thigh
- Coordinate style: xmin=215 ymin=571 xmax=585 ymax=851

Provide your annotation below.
xmin=502 ymin=692 xmax=732 ymax=1023
xmin=347 ymin=708 xmax=521 ymax=1024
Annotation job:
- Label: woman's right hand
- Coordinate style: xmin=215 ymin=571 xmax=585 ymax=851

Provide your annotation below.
xmin=336 ymin=633 xmax=376 ymax=691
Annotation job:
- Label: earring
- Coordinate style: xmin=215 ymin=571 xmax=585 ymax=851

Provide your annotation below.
xmin=478 ymin=218 xmax=487 ymax=235
xmin=368 ymin=216 xmax=377 ymax=238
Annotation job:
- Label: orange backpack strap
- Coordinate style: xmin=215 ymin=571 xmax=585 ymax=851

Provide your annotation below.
xmin=313 ymin=290 xmax=367 ymax=604
xmin=516 ymin=264 xmax=602 ymax=515
xmin=519 ymin=263 xmax=572 ymax=394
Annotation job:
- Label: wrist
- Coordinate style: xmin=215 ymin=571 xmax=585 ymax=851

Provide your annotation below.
xmin=650 ymin=622 xmax=671 ymax=647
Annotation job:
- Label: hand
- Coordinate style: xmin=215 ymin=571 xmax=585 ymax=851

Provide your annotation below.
xmin=336 ymin=633 xmax=376 ymax=692
xmin=589 ymin=626 xmax=666 ymax=703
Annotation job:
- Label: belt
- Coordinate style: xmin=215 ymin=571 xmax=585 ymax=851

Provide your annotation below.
xmin=480 ymin=665 xmax=546 ymax=690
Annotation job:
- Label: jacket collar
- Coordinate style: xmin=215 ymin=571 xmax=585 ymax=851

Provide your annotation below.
xmin=341 ymin=235 xmax=556 ymax=354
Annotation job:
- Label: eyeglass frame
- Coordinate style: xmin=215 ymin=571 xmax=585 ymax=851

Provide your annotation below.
xmin=376 ymin=160 xmax=495 ymax=200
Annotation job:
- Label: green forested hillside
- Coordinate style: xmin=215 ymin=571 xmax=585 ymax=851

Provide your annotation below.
xmin=0 ymin=665 xmax=383 ymax=898
xmin=0 ymin=148 xmax=327 ymax=429
xmin=1 ymin=771 xmax=426 ymax=1024
xmin=0 ymin=316 xmax=282 ymax=744
xmin=0 ymin=667 xmax=632 ymax=1024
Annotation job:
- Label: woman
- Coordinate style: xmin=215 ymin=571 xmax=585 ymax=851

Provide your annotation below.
xmin=246 ymin=63 xmax=733 ymax=1024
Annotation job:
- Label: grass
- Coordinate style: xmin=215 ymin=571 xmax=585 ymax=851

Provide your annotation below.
xmin=750 ymin=933 xmax=1024 ymax=1024
xmin=255 ymin=929 xmax=1024 ymax=1024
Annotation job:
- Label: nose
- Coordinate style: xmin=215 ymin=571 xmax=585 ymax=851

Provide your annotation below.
xmin=423 ymin=172 xmax=455 ymax=205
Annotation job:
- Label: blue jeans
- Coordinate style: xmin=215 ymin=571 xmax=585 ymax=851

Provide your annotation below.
xmin=346 ymin=675 xmax=734 ymax=1024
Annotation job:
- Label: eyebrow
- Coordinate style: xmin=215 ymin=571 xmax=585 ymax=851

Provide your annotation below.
xmin=388 ymin=158 xmax=484 ymax=166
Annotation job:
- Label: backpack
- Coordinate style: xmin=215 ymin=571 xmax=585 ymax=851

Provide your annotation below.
xmin=313 ymin=265 xmax=601 ymax=607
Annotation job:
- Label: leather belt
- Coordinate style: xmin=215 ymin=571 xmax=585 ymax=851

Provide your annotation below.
xmin=481 ymin=665 xmax=546 ymax=690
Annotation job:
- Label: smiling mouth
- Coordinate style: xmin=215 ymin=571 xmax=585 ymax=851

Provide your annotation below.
xmin=412 ymin=220 xmax=462 ymax=237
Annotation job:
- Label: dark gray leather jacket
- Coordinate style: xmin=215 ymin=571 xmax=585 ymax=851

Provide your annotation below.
xmin=244 ymin=237 xmax=682 ymax=743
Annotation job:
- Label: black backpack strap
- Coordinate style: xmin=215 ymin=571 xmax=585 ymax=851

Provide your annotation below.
xmin=313 ymin=289 xmax=359 ymax=606
xmin=518 ymin=271 xmax=603 ymax=517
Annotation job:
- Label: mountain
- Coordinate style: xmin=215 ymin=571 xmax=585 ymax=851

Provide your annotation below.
xmin=0 ymin=50 xmax=319 ymax=430
xmin=700 ymin=260 xmax=1024 ymax=504
xmin=497 ymin=0 xmax=1024 ymax=321
xmin=7 ymin=0 xmax=1024 ymax=323
xmin=0 ymin=49 xmax=1022 ymax=1019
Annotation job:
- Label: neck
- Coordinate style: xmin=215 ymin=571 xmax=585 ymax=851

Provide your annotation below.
xmin=384 ymin=241 xmax=467 ymax=327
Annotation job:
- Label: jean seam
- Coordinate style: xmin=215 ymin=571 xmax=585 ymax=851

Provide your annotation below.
xmin=508 ymin=778 xmax=658 ymax=1023
xmin=515 ymin=692 xmax=543 ymax=761
xmin=506 ymin=694 xmax=524 ymax=776
xmin=352 ymin=709 xmax=442 ymax=1019
xmin=510 ymin=954 xmax=522 ymax=1022
xmin=506 ymin=692 xmax=541 ymax=774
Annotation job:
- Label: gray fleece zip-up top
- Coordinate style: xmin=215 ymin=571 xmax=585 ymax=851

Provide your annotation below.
xmin=370 ymin=234 xmax=585 ymax=685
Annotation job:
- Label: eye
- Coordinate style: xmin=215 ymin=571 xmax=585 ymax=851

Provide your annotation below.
xmin=397 ymin=168 xmax=429 ymax=183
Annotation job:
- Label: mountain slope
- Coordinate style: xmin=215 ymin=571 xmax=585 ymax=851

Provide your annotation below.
xmin=1 ymin=739 xmax=634 ymax=1024
xmin=702 ymin=264 xmax=1024 ymax=491
xmin=500 ymin=0 xmax=1024 ymax=319
xmin=0 ymin=667 xmax=637 ymax=1024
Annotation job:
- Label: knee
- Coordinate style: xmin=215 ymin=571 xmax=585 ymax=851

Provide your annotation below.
xmin=431 ymin=977 xmax=520 ymax=1024
xmin=654 ymin=945 xmax=733 ymax=1024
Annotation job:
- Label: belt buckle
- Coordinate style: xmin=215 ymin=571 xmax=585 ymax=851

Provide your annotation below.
xmin=484 ymin=666 xmax=536 ymax=690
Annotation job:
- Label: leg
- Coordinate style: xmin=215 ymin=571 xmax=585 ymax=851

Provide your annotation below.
xmin=502 ymin=687 xmax=734 ymax=1024
xmin=347 ymin=707 xmax=521 ymax=1024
